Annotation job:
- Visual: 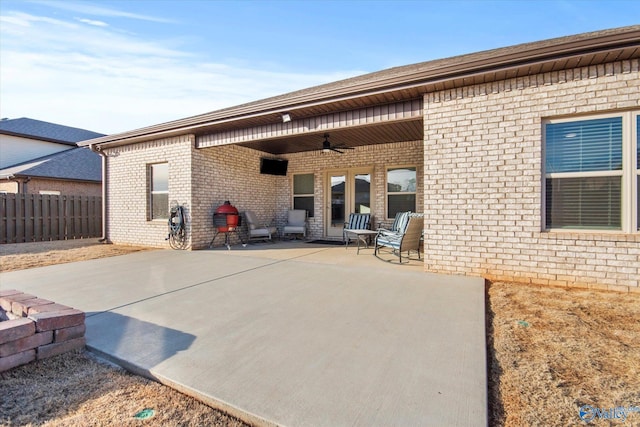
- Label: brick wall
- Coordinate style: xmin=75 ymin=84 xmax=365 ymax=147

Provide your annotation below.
xmin=0 ymin=179 xmax=100 ymax=196
xmin=25 ymin=178 xmax=101 ymax=197
xmin=104 ymin=136 xmax=423 ymax=249
xmin=423 ymin=59 xmax=640 ymax=291
xmin=190 ymin=144 xmax=281 ymax=249
xmin=104 ymin=135 xmax=194 ymax=247
xmin=284 ymin=141 xmax=423 ymax=238
xmin=191 ymin=140 xmax=423 ymax=248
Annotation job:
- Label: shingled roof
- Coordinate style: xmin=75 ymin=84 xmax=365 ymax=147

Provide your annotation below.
xmin=82 ymin=25 xmax=640 ymax=148
xmin=0 ymin=118 xmax=105 ymax=145
xmin=0 ymin=147 xmax=101 ymax=182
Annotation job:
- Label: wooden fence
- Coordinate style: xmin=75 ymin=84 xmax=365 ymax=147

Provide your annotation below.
xmin=0 ymin=194 xmax=102 ymax=244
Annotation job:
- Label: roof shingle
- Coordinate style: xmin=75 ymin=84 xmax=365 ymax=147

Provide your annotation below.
xmin=0 ymin=118 xmax=105 ymax=145
xmin=0 ymin=147 xmax=102 ymax=182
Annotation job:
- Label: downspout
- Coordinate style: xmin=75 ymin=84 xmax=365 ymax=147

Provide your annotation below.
xmin=90 ymin=144 xmax=109 ymax=243
xmin=21 ymin=177 xmax=30 ymax=194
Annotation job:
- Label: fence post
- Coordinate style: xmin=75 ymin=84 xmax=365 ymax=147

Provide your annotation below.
xmin=15 ymin=194 xmax=25 ymax=243
xmin=33 ymin=194 xmax=42 ymax=241
xmin=25 ymin=194 xmax=34 ymax=242
xmin=0 ymin=194 xmax=15 ymax=244
xmin=42 ymin=195 xmax=50 ymax=241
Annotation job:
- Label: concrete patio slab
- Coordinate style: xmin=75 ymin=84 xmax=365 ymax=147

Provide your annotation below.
xmin=0 ymin=242 xmax=487 ymax=426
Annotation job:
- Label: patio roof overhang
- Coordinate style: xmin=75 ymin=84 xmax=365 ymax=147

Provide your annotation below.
xmin=82 ymin=26 xmax=640 ymax=154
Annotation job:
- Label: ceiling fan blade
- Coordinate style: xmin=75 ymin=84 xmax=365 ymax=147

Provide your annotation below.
xmin=321 ymin=133 xmax=352 ymax=154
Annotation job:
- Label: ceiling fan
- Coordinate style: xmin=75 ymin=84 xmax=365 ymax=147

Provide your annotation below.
xmin=321 ymin=133 xmax=354 ymax=154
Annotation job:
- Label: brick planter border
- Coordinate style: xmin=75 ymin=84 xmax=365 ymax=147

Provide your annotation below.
xmin=0 ymin=289 xmax=85 ymax=372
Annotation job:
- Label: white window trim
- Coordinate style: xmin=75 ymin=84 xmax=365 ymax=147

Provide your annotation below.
xmin=385 ymin=165 xmax=417 ymax=220
xmin=149 ymin=162 xmax=169 ymax=221
xmin=542 ymin=111 xmax=639 ymax=233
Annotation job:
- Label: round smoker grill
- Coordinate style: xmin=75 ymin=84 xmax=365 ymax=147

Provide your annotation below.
xmin=213 ymin=201 xmax=240 ymax=232
xmin=209 ymin=201 xmax=245 ymax=249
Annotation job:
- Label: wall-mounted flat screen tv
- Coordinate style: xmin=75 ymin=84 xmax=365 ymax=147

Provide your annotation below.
xmin=260 ymin=158 xmax=288 ymax=176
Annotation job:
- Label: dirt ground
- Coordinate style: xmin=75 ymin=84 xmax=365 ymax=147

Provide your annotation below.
xmin=0 ymin=239 xmax=151 ymax=272
xmin=1 ymin=240 xmax=639 ymax=426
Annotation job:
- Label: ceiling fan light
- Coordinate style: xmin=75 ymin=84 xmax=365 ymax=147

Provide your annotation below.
xmin=322 ymin=148 xmax=330 ymax=153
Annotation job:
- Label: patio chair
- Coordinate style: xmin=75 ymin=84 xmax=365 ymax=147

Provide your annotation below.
xmin=377 ymin=211 xmax=412 ymax=236
xmin=244 ymin=210 xmax=277 ymax=243
xmin=374 ymin=213 xmax=424 ymax=263
xmin=343 ymin=213 xmax=371 ymax=243
xmin=282 ymin=209 xmax=307 ymax=239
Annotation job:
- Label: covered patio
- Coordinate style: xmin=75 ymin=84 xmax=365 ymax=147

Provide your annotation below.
xmin=1 ymin=241 xmax=487 ymax=426
xmin=83 ymin=27 xmax=640 ymax=290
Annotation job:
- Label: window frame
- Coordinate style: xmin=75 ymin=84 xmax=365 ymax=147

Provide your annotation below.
xmin=542 ymin=111 xmax=639 ymax=233
xmin=292 ymin=172 xmax=315 ymax=218
xmin=635 ymin=113 xmax=639 ymax=231
xmin=149 ymin=162 xmax=169 ymax=221
xmin=385 ymin=165 xmax=417 ymax=220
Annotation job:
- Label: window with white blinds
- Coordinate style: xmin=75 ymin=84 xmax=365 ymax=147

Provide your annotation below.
xmin=544 ymin=112 xmax=639 ymax=232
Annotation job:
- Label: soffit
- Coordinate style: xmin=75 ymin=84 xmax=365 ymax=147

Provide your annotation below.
xmin=236 ymin=119 xmax=424 ymax=155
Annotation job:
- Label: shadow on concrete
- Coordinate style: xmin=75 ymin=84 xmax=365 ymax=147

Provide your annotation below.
xmin=84 ymin=311 xmax=196 ymax=377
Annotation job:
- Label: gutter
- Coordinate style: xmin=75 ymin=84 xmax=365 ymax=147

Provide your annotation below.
xmin=90 ymin=144 xmax=109 ymax=243
xmin=0 ymin=175 xmax=29 ymax=193
xmin=0 ymin=130 xmax=80 ymax=146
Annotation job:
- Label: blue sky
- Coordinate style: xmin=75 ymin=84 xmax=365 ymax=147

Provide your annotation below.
xmin=0 ymin=0 xmax=638 ymax=134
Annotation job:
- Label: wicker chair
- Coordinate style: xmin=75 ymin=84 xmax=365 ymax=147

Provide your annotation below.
xmin=374 ymin=213 xmax=423 ymax=263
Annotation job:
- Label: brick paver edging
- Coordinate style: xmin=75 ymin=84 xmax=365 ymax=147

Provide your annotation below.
xmin=0 ymin=289 xmax=86 ymax=372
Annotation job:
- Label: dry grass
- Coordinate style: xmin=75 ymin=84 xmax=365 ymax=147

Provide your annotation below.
xmin=0 ymin=350 xmax=248 ymax=427
xmin=0 ymin=240 xmax=151 ymax=272
xmin=1 ymin=240 xmax=639 ymax=426
xmin=487 ymin=282 xmax=640 ymax=426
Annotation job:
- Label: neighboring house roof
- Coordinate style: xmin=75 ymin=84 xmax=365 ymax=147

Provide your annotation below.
xmin=82 ymin=25 xmax=640 ymax=149
xmin=0 ymin=117 xmax=106 ymax=146
xmin=0 ymin=147 xmax=102 ymax=182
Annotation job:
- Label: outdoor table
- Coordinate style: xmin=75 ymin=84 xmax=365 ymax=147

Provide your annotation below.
xmin=344 ymin=229 xmax=379 ymax=254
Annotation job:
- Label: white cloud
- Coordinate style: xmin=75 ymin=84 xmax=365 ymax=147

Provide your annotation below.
xmin=76 ymin=18 xmax=109 ymax=27
xmin=0 ymin=9 xmax=363 ymax=134
xmin=28 ymin=0 xmax=176 ymax=23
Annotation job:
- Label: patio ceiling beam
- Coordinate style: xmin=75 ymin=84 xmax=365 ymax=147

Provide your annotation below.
xmin=196 ymin=99 xmax=422 ymax=149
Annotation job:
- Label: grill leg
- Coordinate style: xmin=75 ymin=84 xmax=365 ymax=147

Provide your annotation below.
xmin=209 ymin=230 xmax=220 ymax=248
